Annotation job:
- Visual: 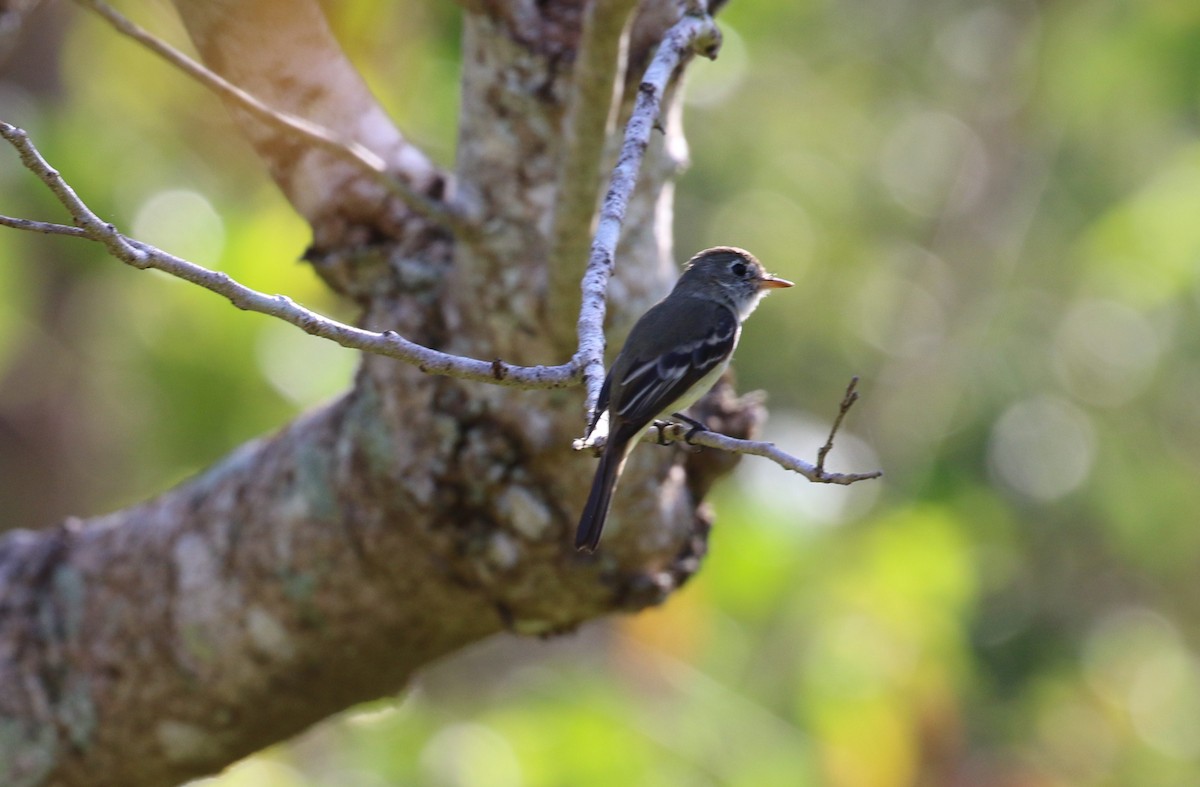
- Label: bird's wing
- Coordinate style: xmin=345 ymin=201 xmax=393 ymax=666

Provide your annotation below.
xmin=612 ymin=305 xmax=739 ymax=425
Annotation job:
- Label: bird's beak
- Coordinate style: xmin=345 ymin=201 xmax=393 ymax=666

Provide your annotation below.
xmin=757 ymin=273 xmax=794 ymax=290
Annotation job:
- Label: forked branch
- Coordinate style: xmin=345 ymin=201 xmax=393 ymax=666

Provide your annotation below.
xmin=0 ymin=7 xmax=882 ymax=484
xmin=657 ymin=377 xmax=882 ymax=485
xmin=573 ymin=10 xmax=723 ymax=415
xmin=76 ymin=0 xmax=481 ymax=245
xmin=0 ymin=122 xmax=574 ymax=389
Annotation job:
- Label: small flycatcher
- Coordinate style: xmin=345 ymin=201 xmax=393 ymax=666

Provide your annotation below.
xmin=576 ymin=246 xmax=793 ymax=552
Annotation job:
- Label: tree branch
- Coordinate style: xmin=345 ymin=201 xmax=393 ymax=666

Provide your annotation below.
xmin=0 ymin=122 xmax=576 ymax=389
xmin=1 ymin=8 xmax=878 ymax=480
xmin=0 ymin=394 xmax=513 ymax=787
xmin=816 ymin=376 xmax=863 ymax=475
xmin=545 ymin=0 xmax=640 ymax=352
xmin=577 ymin=378 xmax=883 ymax=485
xmin=574 ymin=10 xmax=722 ymax=419
xmin=74 ymin=0 xmax=483 ymax=246
xmin=563 ymin=8 xmax=881 ymax=485
xmin=0 ymin=214 xmax=87 ymax=238
xmin=657 ymin=426 xmax=882 ymax=487
xmin=0 ymin=3 xmax=883 ymax=782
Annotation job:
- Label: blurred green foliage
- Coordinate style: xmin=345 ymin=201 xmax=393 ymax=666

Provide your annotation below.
xmin=4 ymin=0 xmax=1200 ymax=784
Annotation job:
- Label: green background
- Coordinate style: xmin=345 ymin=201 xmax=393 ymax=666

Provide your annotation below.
xmin=3 ymin=0 xmax=1200 ymax=784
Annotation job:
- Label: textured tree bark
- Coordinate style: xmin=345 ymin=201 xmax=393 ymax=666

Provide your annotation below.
xmin=0 ymin=1 xmax=758 ymax=785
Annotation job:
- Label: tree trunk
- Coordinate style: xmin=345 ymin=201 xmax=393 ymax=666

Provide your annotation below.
xmin=0 ymin=2 xmax=754 ymax=785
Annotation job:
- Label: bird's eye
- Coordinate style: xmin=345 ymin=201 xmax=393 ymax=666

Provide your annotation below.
xmin=730 ymin=261 xmax=748 ymax=277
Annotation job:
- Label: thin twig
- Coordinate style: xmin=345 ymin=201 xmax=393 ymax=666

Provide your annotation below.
xmin=0 ymin=121 xmax=577 ymax=389
xmin=74 ymin=0 xmax=482 ymax=246
xmin=573 ymin=380 xmax=882 ymax=484
xmin=0 ymin=215 xmax=88 ymax=238
xmin=1 ymin=122 xmax=147 ymax=265
xmin=656 ymin=421 xmax=883 ymax=485
xmin=816 ymin=376 xmax=860 ymax=474
xmin=574 ymin=10 xmax=722 ymax=418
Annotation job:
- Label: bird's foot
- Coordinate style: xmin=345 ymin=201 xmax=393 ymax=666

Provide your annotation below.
xmin=670 ymin=412 xmax=709 ymax=444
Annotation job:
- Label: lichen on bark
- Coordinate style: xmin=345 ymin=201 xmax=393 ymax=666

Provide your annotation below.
xmin=0 ymin=2 xmax=763 ymax=785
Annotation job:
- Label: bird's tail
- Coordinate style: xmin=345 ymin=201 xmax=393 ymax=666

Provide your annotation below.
xmin=575 ymin=444 xmax=624 ymax=552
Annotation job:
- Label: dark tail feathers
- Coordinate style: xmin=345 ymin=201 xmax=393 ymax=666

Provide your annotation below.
xmin=575 ymin=446 xmax=624 ymax=552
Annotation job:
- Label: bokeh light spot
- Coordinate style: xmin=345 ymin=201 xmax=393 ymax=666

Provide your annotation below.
xmin=132 ymin=188 xmax=226 ymax=268
xmin=1129 ymin=648 xmax=1200 ymax=760
xmin=685 ymin=24 xmax=748 ymax=108
xmin=184 ymin=757 xmax=308 ymax=787
xmin=987 ymin=395 xmax=1095 ymax=501
xmin=878 ymin=111 xmax=987 ymax=217
xmin=256 ymin=322 xmax=358 ymax=407
xmin=737 ymin=414 xmax=881 ymax=532
xmin=419 ymin=723 xmax=522 ymax=787
xmin=1053 ymin=298 xmax=1162 ymax=407
xmin=1083 ymin=607 xmax=1178 ymax=706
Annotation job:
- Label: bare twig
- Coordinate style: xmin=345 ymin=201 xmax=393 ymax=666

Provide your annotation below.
xmin=0 ymin=121 xmax=576 ymax=389
xmin=73 ymin=0 xmax=483 ymax=245
xmin=574 ymin=10 xmax=722 ymax=417
xmin=656 ymin=421 xmax=883 ymax=485
xmin=0 ymin=215 xmax=88 ymax=238
xmin=1 ymin=122 xmax=146 ymax=264
xmin=573 ymin=382 xmax=882 ymax=484
xmin=816 ymin=376 xmax=861 ymax=474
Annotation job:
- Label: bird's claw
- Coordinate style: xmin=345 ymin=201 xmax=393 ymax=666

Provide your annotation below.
xmin=670 ymin=412 xmax=709 ymax=444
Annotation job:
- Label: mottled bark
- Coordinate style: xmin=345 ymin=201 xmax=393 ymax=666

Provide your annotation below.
xmin=171 ymin=0 xmax=445 ymax=254
xmin=0 ymin=1 xmax=756 ymax=785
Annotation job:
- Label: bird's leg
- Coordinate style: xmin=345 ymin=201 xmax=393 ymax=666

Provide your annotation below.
xmin=651 ymin=419 xmax=674 ymax=445
xmin=670 ymin=412 xmax=709 ymax=444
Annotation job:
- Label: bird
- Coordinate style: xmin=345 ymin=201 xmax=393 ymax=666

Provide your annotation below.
xmin=575 ymin=246 xmax=793 ymax=552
